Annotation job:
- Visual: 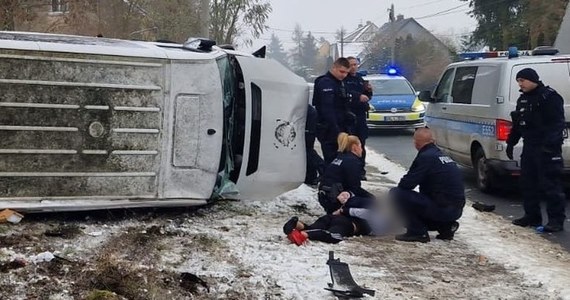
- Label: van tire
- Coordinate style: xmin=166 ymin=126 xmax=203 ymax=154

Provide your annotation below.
xmin=474 ymin=148 xmax=495 ymax=193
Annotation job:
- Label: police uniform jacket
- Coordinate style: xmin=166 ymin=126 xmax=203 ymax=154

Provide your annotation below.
xmin=320 ymin=152 xmax=373 ymax=198
xmin=507 ymin=82 xmax=566 ymax=149
xmin=344 ymin=73 xmax=370 ymax=118
xmin=305 ymin=104 xmax=318 ymax=143
xmin=312 ymin=72 xmax=350 ymax=138
xmin=398 ymin=143 xmax=465 ymax=208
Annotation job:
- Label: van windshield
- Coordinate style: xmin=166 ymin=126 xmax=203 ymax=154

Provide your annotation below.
xmin=368 ymin=79 xmax=414 ymax=95
xmin=213 ymin=56 xmax=244 ymax=198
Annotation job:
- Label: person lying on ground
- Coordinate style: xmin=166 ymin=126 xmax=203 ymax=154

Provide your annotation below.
xmin=283 ymin=192 xmax=389 ymax=245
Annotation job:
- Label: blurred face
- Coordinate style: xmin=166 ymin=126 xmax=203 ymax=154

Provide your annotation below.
xmin=351 ymin=141 xmax=363 ymax=157
xmin=348 ymin=59 xmax=358 ymax=75
xmin=517 ymin=78 xmax=539 ymax=93
xmin=413 ymin=134 xmax=421 ymax=151
xmin=337 ymin=191 xmax=351 ymax=204
xmin=331 ymin=65 xmax=349 ymax=81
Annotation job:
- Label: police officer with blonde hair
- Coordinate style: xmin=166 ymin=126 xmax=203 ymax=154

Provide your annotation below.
xmin=317 ymin=132 xmax=374 ymax=214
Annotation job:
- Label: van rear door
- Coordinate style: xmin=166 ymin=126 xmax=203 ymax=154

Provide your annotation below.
xmin=233 ymin=56 xmax=308 ymax=199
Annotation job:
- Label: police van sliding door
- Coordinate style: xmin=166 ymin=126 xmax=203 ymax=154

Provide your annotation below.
xmin=233 ymin=56 xmax=308 ymax=199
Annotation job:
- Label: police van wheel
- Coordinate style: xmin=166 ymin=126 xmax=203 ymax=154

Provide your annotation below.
xmin=474 ymin=148 xmax=495 ymax=193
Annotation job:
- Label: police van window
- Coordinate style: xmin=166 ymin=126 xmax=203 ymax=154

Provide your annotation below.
xmin=471 ymin=66 xmax=499 ymax=105
xmin=451 ymin=67 xmax=477 ymax=104
xmin=433 ymin=68 xmax=455 ymax=103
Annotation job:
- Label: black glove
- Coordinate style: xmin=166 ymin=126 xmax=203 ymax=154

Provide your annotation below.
xmin=345 ymin=111 xmax=356 ymax=126
xmin=506 ymin=144 xmax=514 ymax=160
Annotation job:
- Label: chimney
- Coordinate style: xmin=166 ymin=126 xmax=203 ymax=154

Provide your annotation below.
xmin=397 ymin=14 xmax=404 ymax=21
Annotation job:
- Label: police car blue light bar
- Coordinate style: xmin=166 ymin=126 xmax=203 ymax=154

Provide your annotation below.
xmin=459 ymin=49 xmax=534 ymax=60
xmin=387 ymin=67 xmax=398 ymax=75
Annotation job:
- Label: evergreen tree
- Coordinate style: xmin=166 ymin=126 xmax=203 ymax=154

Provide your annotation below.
xmin=461 ymin=0 xmax=568 ymax=49
xmin=267 ymin=33 xmax=289 ymax=67
xmin=300 ymin=31 xmax=318 ymax=72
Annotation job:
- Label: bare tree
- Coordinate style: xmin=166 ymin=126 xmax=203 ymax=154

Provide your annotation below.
xmin=0 ymin=0 xmax=40 ymax=31
xmin=139 ymin=0 xmax=201 ymax=43
xmin=210 ymin=0 xmax=271 ymax=46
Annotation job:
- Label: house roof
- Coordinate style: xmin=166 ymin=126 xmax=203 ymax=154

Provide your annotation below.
xmin=330 ymin=17 xmax=451 ymax=60
xmin=554 ymin=3 xmax=570 ymax=54
xmin=340 ymin=42 xmax=366 ymax=58
xmin=377 ymin=18 xmax=414 ymax=38
xmin=377 ymin=17 xmax=451 ymax=52
xmin=344 ymin=22 xmax=379 ymax=43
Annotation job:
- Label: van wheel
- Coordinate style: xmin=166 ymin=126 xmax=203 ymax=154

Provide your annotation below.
xmin=474 ymin=148 xmax=495 ymax=193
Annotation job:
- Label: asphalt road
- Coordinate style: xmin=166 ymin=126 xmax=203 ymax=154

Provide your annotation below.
xmin=366 ymin=129 xmax=570 ymax=252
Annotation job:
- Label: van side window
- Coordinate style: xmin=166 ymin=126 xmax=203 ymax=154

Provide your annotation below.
xmin=451 ymin=67 xmax=477 ymax=104
xmin=434 ymin=68 xmax=455 ymax=103
xmin=471 ymin=66 xmax=499 ymax=105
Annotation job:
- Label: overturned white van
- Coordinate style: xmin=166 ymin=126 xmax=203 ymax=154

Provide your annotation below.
xmin=0 ymin=32 xmax=308 ymax=211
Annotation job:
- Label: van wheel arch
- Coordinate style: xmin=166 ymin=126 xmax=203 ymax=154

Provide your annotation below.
xmin=472 ymin=146 xmax=496 ymax=193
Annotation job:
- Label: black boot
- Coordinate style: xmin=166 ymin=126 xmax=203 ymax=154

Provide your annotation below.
xmin=436 ymin=221 xmax=459 ymax=240
xmin=543 ymin=223 xmax=564 ymax=232
xmin=283 ymin=216 xmax=299 ymax=235
xmin=512 ymin=216 xmax=542 ymax=227
xmin=395 ymin=232 xmax=430 ymax=243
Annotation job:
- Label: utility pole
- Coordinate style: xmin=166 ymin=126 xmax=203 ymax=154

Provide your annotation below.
xmin=338 ymin=26 xmax=345 ymax=58
xmin=199 ymin=0 xmax=210 ymax=38
xmin=340 ymin=29 xmax=344 ymax=57
xmin=389 ymin=4 xmax=395 ymax=65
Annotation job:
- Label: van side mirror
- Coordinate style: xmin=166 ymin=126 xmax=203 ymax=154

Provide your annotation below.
xmin=418 ymin=90 xmax=434 ymax=103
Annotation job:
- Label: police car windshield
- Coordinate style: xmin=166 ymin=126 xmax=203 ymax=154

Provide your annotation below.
xmin=369 ymin=79 xmax=414 ymax=95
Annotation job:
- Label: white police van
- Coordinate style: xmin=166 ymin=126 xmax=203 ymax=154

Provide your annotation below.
xmin=0 ymin=31 xmax=308 ymax=211
xmin=418 ymin=47 xmax=570 ymax=192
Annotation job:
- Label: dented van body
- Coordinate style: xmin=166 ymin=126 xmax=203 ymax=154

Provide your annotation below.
xmin=0 ymin=32 xmax=308 ymax=212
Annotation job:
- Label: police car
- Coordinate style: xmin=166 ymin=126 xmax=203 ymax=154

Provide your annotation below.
xmin=365 ymin=70 xmax=426 ymax=129
xmin=419 ymin=47 xmax=570 ymax=192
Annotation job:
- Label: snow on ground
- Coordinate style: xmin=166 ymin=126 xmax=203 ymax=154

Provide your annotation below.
xmin=1 ymin=148 xmax=570 ymax=299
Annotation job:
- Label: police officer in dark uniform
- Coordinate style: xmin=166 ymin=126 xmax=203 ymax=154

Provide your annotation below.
xmin=304 ymin=104 xmax=325 ymax=185
xmin=318 ymin=133 xmax=374 ymax=214
xmin=390 ymin=128 xmax=465 ymax=243
xmin=506 ymin=68 xmax=566 ymax=232
xmin=345 ymin=57 xmax=372 ymax=180
xmin=312 ymin=57 xmax=352 ymax=164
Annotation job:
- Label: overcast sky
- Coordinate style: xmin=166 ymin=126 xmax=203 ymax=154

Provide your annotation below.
xmin=245 ymin=0 xmax=477 ymax=51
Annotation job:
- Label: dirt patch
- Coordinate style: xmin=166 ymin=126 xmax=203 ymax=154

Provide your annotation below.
xmin=1 ymin=176 xmax=569 ymax=299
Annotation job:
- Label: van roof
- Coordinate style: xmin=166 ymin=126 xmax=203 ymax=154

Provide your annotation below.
xmin=0 ymin=31 xmax=227 ymax=60
xmin=449 ymin=54 xmax=570 ymax=68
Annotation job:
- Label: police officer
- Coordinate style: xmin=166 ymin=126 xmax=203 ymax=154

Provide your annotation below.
xmin=318 ymin=132 xmax=374 ymax=214
xmin=312 ymin=57 xmax=352 ymax=164
xmin=390 ymin=128 xmax=465 ymax=243
xmin=344 ymin=57 xmax=372 ymax=180
xmin=506 ymin=68 xmax=566 ymax=232
xmin=304 ymin=104 xmax=325 ymax=185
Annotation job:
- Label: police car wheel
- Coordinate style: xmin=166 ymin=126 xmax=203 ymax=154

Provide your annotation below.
xmin=474 ymin=148 xmax=496 ymax=193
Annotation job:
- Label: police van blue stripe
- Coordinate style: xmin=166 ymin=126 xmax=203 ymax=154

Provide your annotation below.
xmin=425 ymin=116 xmax=496 ymax=137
